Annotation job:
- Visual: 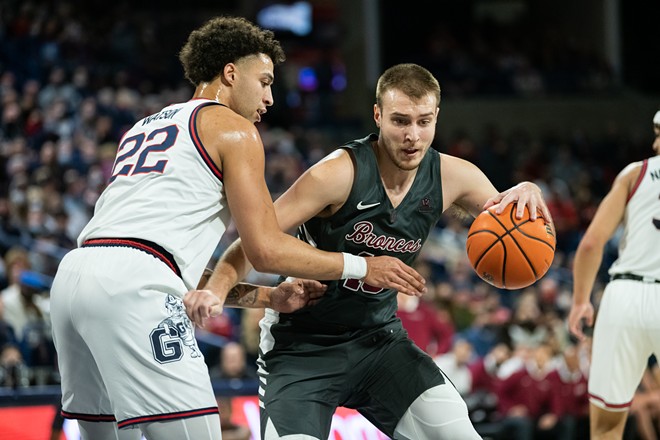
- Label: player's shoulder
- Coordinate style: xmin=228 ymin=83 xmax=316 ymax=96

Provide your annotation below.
xmin=197 ymin=104 xmax=260 ymax=145
xmin=315 ymin=147 xmax=353 ymax=167
xmin=439 ymin=152 xmax=480 ymax=175
xmin=617 ymin=160 xmax=646 ymax=182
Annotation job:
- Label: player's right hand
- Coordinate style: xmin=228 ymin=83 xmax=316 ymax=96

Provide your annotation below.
xmin=183 ymin=289 xmax=223 ymax=329
xmin=363 ymin=256 xmax=426 ymax=297
xmin=270 ymin=279 xmax=327 ymax=313
xmin=567 ymin=302 xmax=594 ymax=341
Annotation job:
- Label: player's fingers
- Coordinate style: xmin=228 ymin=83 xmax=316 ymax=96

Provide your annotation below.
xmin=390 ymin=267 xmax=426 ymax=296
xmin=585 ymin=313 xmax=594 ymax=327
xmin=539 ymin=205 xmax=553 ymax=224
xmin=302 ymin=279 xmax=326 ymax=289
xmin=397 ymin=261 xmax=426 ymax=287
xmin=527 ymin=202 xmax=541 ymax=221
xmin=515 ymin=201 xmax=530 ymax=219
xmin=493 ymin=199 xmax=512 ymax=215
xmin=483 ymin=192 xmax=506 ymax=210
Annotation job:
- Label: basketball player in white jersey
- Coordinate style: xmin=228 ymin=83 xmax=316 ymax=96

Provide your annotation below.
xmin=49 ymin=16 xmax=426 ymax=440
xmin=569 ymin=110 xmax=660 ymax=439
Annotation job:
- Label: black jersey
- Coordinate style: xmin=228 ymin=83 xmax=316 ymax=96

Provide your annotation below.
xmin=283 ymin=133 xmax=444 ymax=331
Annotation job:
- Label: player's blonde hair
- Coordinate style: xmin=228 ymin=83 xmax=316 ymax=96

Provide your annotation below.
xmin=376 ymin=63 xmax=441 ymax=109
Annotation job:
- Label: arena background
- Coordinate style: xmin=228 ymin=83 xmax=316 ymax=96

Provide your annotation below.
xmin=1 ymin=0 xmax=659 ymax=439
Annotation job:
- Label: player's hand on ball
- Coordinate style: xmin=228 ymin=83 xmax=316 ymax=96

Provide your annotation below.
xmin=483 ymin=181 xmax=552 ymax=223
xmin=363 ymin=256 xmax=426 ymax=297
xmin=183 ymin=289 xmax=223 ymax=328
xmin=270 ymin=279 xmax=327 ymax=313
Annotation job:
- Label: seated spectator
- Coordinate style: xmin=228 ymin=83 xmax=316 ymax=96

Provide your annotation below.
xmin=209 ymin=341 xmax=257 ymax=389
xmin=506 ymin=290 xmax=549 ymax=350
xmin=496 ymin=342 xmax=561 ymax=440
xmin=628 ymin=358 xmax=660 ymax=440
xmin=1 ymin=269 xmax=54 ymax=373
xmin=434 ymin=338 xmax=474 ymax=397
xmin=397 ymin=291 xmax=454 ymax=356
xmin=217 ymin=396 xmax=251 ymax=440
xmin=548 ymin=340 xmax=590 ymax=440
xmin=0 ymin=343 xmax=29 ymax=388
xmin=468 ymin=342 xmax=512 ymax=429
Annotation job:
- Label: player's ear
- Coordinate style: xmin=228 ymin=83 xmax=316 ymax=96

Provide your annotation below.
xmin=222 ymin=63 xmax=237 ymax=84
xmin=374 ymin=104 xmax=381 ymax=127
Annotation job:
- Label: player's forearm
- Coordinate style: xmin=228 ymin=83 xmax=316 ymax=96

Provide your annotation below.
xmin=572 ymin=239 xmax=603 ymax=305
xmin=224 ymin=283 xmax=273 ymax=308
xmin=243 ymin=231 xmax=344 ymax=280
xmin=217 ymin=238 xmax=253 ymax=283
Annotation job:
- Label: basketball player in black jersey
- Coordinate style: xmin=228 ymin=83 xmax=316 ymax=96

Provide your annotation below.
xmin=187 ymin=63 xmax=553 ymax=439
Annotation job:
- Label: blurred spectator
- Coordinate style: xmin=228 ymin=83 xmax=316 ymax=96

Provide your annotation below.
xmin=460 ymin=289 xmax=510 ymax=357
xmin=0 ymin=343 xmax=30 ymax=388
xmin=496 ymin=343 xmax=561 ymax=440
xmin=240 ymin=307 xmax=264 ymax=367
xmin=548 ymin=340 xmax=590 ymax=440
xmin=545 ymin=178 xmax=580 ymax=252
xmin=397 ymin=291 xmax=454 ymax=356
xmin=434 ymin=338 xmax=474 ymax=396
xmin=209 ymin=341 xmax=257 ymax=389
xmin=0 ymin=267 xmax=54 ymax=379
xmin=468 ymin=342 xmax=512 ymax=431
xmin=505 ymin=290 xmax=549 ymax=350
xmin=0 ymin=198 xmax=33 ymax=259
xmin=217 ymin=396 xmax=251 ymax=440
xmin=628 ymin=359 xmax=660 ymax=440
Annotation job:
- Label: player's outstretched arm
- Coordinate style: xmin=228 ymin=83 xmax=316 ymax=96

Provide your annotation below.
xmin=568 ymin=162 xmax=635 ymax=340
xmin=185 ymin=276 xmax=327 ymax=328
xmin=216 ymin=119 xmax=425 ymax=296
xmin=440 ymin=153 xmax=551 ymax=223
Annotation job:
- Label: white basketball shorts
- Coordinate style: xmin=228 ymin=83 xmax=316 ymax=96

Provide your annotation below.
xmin=589 ymin=278 xmax=660 ymax=411
xmin=50 ymin=245 xmax=217 ymax=429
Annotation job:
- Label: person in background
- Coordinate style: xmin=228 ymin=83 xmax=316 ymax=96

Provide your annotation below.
xmin=548 ymin=339 xmax=590 ymax=440
xmin=396 ymin=289 xmax=454 ymax=356
xmin=569 ymin=110 xmax=660 ymax=440
xmin=434 ymin=338 xmax=474 ymax=397
xmin=217 ymin=396 xmax=251 ymax=440
xmin=209 ymin=340 xmax=257 ymax=383
xmin=496 ymin=342 xmax=560 ymax=440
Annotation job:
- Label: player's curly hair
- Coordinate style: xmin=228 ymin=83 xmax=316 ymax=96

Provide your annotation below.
xmin=376 ymin=63 xmax=441 ymax=108
xmin=179 ymin=16 xmax=286 ymax=86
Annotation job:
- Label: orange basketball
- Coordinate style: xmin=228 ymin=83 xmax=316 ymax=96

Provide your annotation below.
xmin=466 ymin=203 xmax=556 ymax=289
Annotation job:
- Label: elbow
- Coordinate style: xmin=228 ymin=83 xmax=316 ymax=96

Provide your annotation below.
xmin=578 ymin=233 xmax=605 ymax=254
xmin=245 ymin=246 xmax=279 ymax=273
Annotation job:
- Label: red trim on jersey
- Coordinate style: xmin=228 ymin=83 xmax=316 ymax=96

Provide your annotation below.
xmin=189 ymin=103 xmax=223 ymax=181
xmin=61 ymin=410 xmax=116 ymax=422
xmin=589 ymin=392 xmax=632 ymax=409
xmin=81 ymin=238 xmax=181 ymax=277
xmin=627 ymin=159 xmax=648 ymax=203
xmin=117 ymin=406 xmax=219 ymax=429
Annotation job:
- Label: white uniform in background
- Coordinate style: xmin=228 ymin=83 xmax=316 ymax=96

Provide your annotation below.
xmin=589 ymin=154 xmax=660 ymax=410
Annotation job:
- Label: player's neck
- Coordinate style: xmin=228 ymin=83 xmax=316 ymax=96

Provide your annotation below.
xmin=193 ymin=79 xmax=226 ymax=104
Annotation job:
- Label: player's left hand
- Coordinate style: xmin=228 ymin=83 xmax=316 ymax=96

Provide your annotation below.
xmin=270 ymin=279 xmax=327 ymax=313
xmin=567 ymin=302 xmax=594 ymax=341
xmin=483 ymin=181 xmax=553 ymax=223
xmin=183 ymin=289 xmax=223 ymax=329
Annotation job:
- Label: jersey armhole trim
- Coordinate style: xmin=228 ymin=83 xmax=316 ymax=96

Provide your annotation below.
xmin=627 ymin=159 xmax=647 ymax=203
xmin=189 ymin=102 xmax=223 ymax=182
